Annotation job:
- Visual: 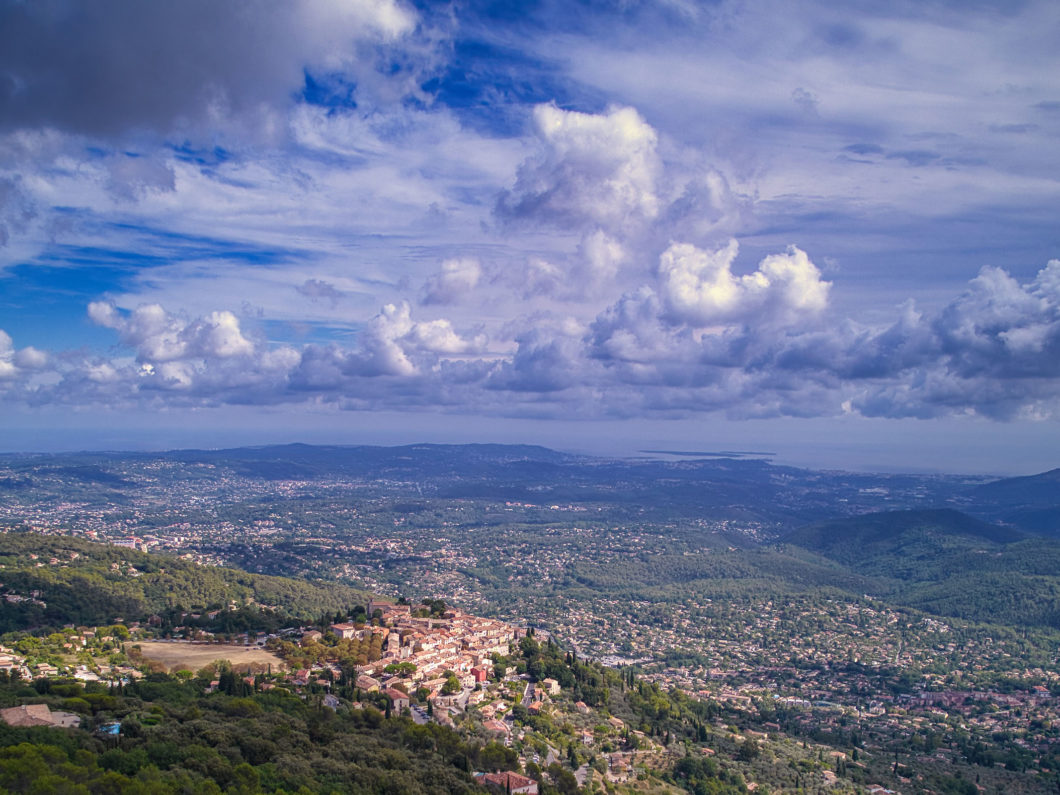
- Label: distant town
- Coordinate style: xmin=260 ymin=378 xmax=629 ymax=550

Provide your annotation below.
xmin=4 ymin=445 xmax=1060 ymax=791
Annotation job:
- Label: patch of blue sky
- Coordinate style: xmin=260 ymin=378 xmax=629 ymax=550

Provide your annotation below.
xmin=421 ymin=38 xmax=603 ymax=136
xmin=170 ymin=143 xmax=232 ymax=167
xmin=438 ymin=0 xmax=711 ymax=39
xmin=0 ymin=263 xmax=128 ymax=350
xmin=300 ymin=71 xmax=357 ymax=111
xmin=430 ymin=0 xmax=542 ymax=26
xmin=34 ymin=244 xmax=171 ymax=270
xmin=3 ymin=258 xmax=145 ymax=295
xmin=103 ymin=223 xmax=308 ymax=267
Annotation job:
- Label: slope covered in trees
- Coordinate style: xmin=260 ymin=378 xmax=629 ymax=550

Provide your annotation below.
xmin=782 ymin=509 xmax=1025 ymax=571
xmin=0 ymin=534 xmax=367 ymax=633
xmin=782 ymin=509 xmax=1060 ymax=628
xmin=0 ymin=675 xmax=487 ymax=794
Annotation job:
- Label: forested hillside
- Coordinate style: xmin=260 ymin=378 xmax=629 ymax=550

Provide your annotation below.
xmin=0 ymin=534 xmax=367 ymax=633
xmin=783 ymin=509 xmax=1060 ymax=628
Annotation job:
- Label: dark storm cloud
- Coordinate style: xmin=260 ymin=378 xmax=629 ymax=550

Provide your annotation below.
xmin=0 ymin=0 xmax=414 ymax=137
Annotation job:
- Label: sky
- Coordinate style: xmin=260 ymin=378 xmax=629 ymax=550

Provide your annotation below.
xmin=1 ymin=0 xmax=1059 ymax=474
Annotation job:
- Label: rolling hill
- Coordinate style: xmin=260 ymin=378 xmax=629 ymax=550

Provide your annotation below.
xmin=783 ymin=509 xmax=1060 ymax=628
xmin=0 ymin=533 xmax=367 ymax=632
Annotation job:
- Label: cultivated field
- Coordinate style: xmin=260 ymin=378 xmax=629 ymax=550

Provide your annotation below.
xmin=135 ymin=641 xmax=285 ymax=674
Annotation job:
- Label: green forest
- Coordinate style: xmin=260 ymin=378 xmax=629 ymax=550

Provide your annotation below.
xmin=0 ymin=534 xmax=367 ymax=634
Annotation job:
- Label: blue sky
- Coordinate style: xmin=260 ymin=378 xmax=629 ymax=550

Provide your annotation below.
xmin=1 ymin=0 xmax=1059 ymax=473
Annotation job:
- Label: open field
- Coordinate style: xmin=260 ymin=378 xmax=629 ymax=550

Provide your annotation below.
xmin=135 ymin=642 xmax=285 ymax=674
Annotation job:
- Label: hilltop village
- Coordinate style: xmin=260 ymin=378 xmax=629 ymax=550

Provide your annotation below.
xmin=326 ymin=598 xmax=519 ymax=693
xmin=278 ymin=600 xmax=681 ymax=790
xmin=5 ymin=586 xmax=1060 ymax=793
xmin=0 ymin=598 xmax=682 ymax=793
xmin=5 ymin=449 xmax=1060 ymax=791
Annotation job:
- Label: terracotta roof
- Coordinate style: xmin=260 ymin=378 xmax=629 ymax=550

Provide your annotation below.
xmin=1 ymin=704 xmax=53 ymax=727
xmin=0 ymin=704 xmax=80 ymax=728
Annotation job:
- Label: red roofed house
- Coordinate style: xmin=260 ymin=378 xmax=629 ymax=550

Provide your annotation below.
xmin=475 ymin=771 xmax=538 ymax=794
xmin=0 ymin=704 xmax=81 ymax=729
xmin=330 ymin=623 xmax=359 ymax=639
xmin=355 ymin=674 xmax=381 ymax=692
xmin=482 ymin=719 xmax=509 ymax=737
xmin=384 ymin=688 xmax=410 ymax=712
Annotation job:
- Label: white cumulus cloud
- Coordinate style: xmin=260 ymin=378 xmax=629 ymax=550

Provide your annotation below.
xmin=658 ymin=239 xmax=830 ymax=327
xmin=421 ymin=258 xmax=482 ymax=305
xmin=87 ymin=302 xmax=254 ymax=362
xmin=0 ymin=329 xmax=15 ymax=379
xmin=346 ymin=302 xmax=487 ymax=377
xmin=497 ymin=104 xmax=661 ymax=232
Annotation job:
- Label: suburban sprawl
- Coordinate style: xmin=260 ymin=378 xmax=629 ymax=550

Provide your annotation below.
xmin=3 ymin=444 xmax=1060 ymax=793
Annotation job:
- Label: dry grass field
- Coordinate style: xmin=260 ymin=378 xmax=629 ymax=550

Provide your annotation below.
xmin=135 ymin=641 xmax=285 ymax=674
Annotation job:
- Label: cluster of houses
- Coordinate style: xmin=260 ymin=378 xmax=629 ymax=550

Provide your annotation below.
xmin=320 ymin=599 xmax=525 ymax=716
xmin=0 ymin=629 xmax=144 ymax=686
xmin=0 ymin=600 xmax=663 ymax=793
xmin=0 ymin=646 xmax=30 ymax=681
xmin=1 ymin=588 xmax=46 ymax=608
xmin=313 ymin=601 xmax=546 ymax=792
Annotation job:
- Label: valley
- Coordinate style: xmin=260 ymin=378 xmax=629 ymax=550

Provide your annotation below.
xmin=3 ymin=444 xmax=1060 ymax=792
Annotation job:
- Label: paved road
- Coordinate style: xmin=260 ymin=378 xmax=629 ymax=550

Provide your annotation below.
xmin=456 ymin=687 xmax=473 ymax=710
xmin=410 ymin=705 xmax=429 ymax=725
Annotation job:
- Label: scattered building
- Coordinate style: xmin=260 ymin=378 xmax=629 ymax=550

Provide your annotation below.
xmin=475 ymin=771 xmax=538 ymax=794
xmin=1 ymin=704 xmax=81 ymax=729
